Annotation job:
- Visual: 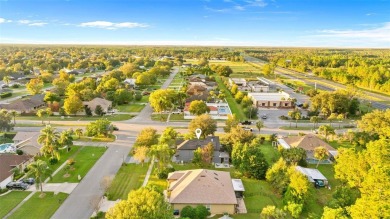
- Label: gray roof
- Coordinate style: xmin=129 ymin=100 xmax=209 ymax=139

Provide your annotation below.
xmin=0 ymin=154 xmax=33 ymax=182
xmin=295 ymin=166 xmax=327 ymax=182
xmin=0 ymin=94 xmax=45 ymax=112
xmin=177 ymin=136 xmax=221 ymax=151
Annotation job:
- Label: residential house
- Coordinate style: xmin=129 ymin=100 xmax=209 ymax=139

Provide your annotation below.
xmin=0 ymin=94 xmax=45 ymax=113
xmin=0 ymin=154 xmax=33 ymax=189
xmin=248 ymin=91 xmax=293 ymax=108
xmin=167 ymin=169 xmax=238 ymax=215
xmin=123 ymin=78 xmax=136 ymax=87
xmin=186 ymin=84 xmax=209 ymax=102
xmin=183 ymin=102 xmax=232 ymax=120
xmin=229 ymin=78 xmax=247 ymax=87
xmin=83 ymin=97 xmax=112 ymax=115
xmin=295 ymin=166 xmax=328 ymax=186
xmin=13 ymin=131 xmax=41 ymax=156
xmin=276 ymin=134 xmax=338 ymax=162
xmin=174 ymin=136 xmax=229 ymax=164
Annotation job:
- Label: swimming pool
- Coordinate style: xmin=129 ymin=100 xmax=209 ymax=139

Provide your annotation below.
xmin=218 ymin=106 xmax=231 ymax=115
xmin=0 ymin=143 xmax=16 ymax=153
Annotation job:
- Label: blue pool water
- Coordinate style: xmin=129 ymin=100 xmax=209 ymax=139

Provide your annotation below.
xmin=0 ymin=143 xmax=15 ymax=153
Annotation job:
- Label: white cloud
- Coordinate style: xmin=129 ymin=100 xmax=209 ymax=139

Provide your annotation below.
xmin=234 ymin=5 xmax=245 ymax=10
xmin=0 ymin=18 xmax=5 ymax=23
xmin=18 ymin=20 xmax=31 ymax=24
xmin=316 ymin=22 xmax=390 ymax=42
xmin=79 ymin=21 xmax=149 ymax=29
xmin=246 ymin=0 xmax=267 ymax=7
xmin=29 ymin=22 xmax=48 ymax=26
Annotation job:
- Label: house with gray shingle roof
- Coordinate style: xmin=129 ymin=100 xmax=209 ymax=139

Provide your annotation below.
xmin=0 ymin=94 xmax=45 ymax=113
xmin=167 ymin=169 xmax=238 ymax=215
xmin=0 ymin=154 xmax=33 ymax=189
xmin=83 ymin=97 xmax=112 ymax=115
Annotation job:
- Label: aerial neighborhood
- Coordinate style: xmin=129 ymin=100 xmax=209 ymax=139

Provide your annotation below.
xmin=0 ymin=45 xmax=389 ymax=219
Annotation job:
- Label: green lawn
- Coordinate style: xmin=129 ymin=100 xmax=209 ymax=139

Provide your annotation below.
xmin=107 ymin=163 xmax=149 ymax=200
xmin=259 ymin=142 xmax=280 ymax=164
xmin=215 ymin=76 xmax=247 ymax=120
xmin=76 ymin=134 xmax=115 ymax=142
xmin=51 ymin=146 xmax=106 ymax=183
xmin=169 ymin=114 xmax=185 ymax=121
xmin=151 ymin=113 xmax=169 ymax=121
xmin=328 ymin=140 xmax=355 ymax=149
xmin=147 ymin=167 xmax=168 ymax=192
xmin=17 ymin=114 xmax=134 ymax=122
xmin=8 ymin=192 xmax=68 ymax=219
xmin=0 ymin=191 xmax=31 ymax=218
xmin=38 ymin=146 xmax=81 ymax=174
xmin=115 ymin=104 xmax=145 ymax=112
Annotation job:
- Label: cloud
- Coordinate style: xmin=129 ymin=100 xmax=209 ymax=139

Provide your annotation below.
xmin=246 ymin=0 xmax=267 ymax=7
xmin=234 ymin=5 xmax=245 ymax=10
xmin=79 ymin=21 xmax=149 ymax=29
xmin=315 ymin=22 xmax=390 ymax=42
xmin=18 ymin=20 xmax=32 ymax=24
xmin=29 ymin=22 xmax=48 ymax=26
xmin=0 ymin=18 xmax=5 ymax=23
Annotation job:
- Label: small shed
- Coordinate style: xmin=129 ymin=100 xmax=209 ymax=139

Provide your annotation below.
xmin=232 ymin=179 xmax=245 ymax=198
xmin=296 ymin=166 xmax=328 ymax=186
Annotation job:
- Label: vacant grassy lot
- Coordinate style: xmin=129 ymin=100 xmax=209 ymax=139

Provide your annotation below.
xmin=0 ymin=191 xmax=31 ymax=218
xmin=107 ymin=163 xmax=149 ymax=200
xmin=115 ymin=104 xmax=145 ymax=112
xmin=9 ymin=192 xmax=68 ymax=219
xmin=51 ymin=146 xmax=106 ymax=183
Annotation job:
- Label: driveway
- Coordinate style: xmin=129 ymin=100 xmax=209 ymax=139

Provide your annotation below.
xmin=26 ymin=183 xmax=78 ymax=194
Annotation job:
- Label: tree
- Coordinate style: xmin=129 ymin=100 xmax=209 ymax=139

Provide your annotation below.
xmin=85 ymin=119 xmax=112 ymax=137
xmin=260 ymin=205 xmax=286 ymax=219
xmin=266 ymin=158 xmax=290 ymax=194
xmin=224 ymin=114 xmax=239 ymax=133
xmin=241 ymin=95 xmax=253 ymax=108
xmin=114 ymin=88 xmax=133 ymax=105
xmin=234 ymin=91 xmax=245 ymax=103
xmin=232 ymin=142 xmax=269 ymax=179
xmin=284 ymin=167 xmax=311 ymax=204
xmin=45 ymin=107 xmax=52 ymax=124
xmin=26 ymin=78 xmax=44 ymax=95
xmin=44 ymin=92 xmax=60 ymax=103
xmin=318 ymin=125 xmax=335 ymax=141
xmin=357 ymin=109 xmax=390 ymax=139
xmin=134 ymin=128 xmax=158 ymax=148
xmin=256 ymin=120 xmax=265 ymax=133
xmin=75 ymin=128 xmax=83 ymax=139
xmin=336 ymin=113 xmax=344 ymax=129
xmin=106 ymin=187 xmax=173 ymax=219
xmin=188 ymin=100 xmax=209 ymax=116
xmin=159 ymin=127 xmax=179 ymax=146
xmin=58 ymin=130 xmax=73 ymax=151
xmin=149 ymin=143 xmax=173 ymax=171
xmin=188 ymin=114 xmax=217 ymax=139
xmin=193 ymin=142 xmax=214 ymax=166
xmin=94 ymin=105 xmax=104 ymax=116
xmin=285 ymin=201 xmax=303 ymax=218
xmin=53 ymin=78 xmax=70 ymax=95
xmin=0 ymin=109 xmax=13 ymax=131
xmin=230 ymin=84 xmax=238 ymax=95
xmin=10 ymin=110 xmax=17 ymax=125
xmin=280 ymin=148 xmax=307 ymax=166
xmin=84 ymin=106 xmax=92 ymax=116
xmin=327 ymin=113 xmax=338 ymax=127
xmin=38 ymin=125 xmax=60 ymax=159
xmin=64 ymin=95 xmax=83 ymax=115
xmin=36 ymin=109 xmax=47 ymax=124
xmin=198 ymin=57 xmax=209 ymax=67
xmin=133 ymin=146 xmax=149 ymax=166
xmin=2 ymin=75 xmax=11 ymax=85
xmin=310 ymin=116 xmax=320 ymax=129
xmin=26 ymin=160 xmax=52 ymax=195
xmin=334 ymin=148 xmax=368 ymax=188
xmin=322 ymin=207 xmax=349 ymax=219
xmin=314 ymin=146 xmax=329 ymax=168
xmin=149 ymin=89 xmax=177 ymax=119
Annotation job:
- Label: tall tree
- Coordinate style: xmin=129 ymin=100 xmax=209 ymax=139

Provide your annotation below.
xmin=10 ymin=110 xmax=17 ymax=125
xmin=0 ymin=109 xmax=13 ymax=131
xmin=188 ymin=100 xmax=210 ymax=116
xmin=310 ymin=116 xmax=320 ymax=129
xmin=106 ymin=187 xmax=173 ymax=219
xmin=149 ymin=89 xmax=177 ymax=119
xmin=266 ymin=158 xmax=290 ymax=194
xmin=314 ymin=146 xmax=329 ymax=168
xmin=134 ymin=128 xmax=158 ymax=148
xmin=63 ymin=95 xmax=83 ymax=116
xmin=256 ymin=120 xmax=265 ymax=133
xmin=357 ymin=109 xmax=390 ymax=139
xmin=133 ymin=146 xmax=149 ymax=166
xmin=188 ymin=114 xmax=217 ymax=139
xmin=224 ymin=114 xmax=239 ymax=133
xmin=318 ymin=125 xmax=335 ymax=141
xmin=58 ymin=130 xmax=73 ymax=151
xmin=27 ymin=160 xmax=52 ymax=194
xmin=26 ymin=78 xmax=44 ymax=95
xmin=36 ymin=109 xmax=47 ymax=124
xmin=159 ymin=127 xmax=179 ymax=146
xmin=38 ymin=125 xmax=60 ymax=159
xmin=149 ymin=143 xmax=173 ymax=171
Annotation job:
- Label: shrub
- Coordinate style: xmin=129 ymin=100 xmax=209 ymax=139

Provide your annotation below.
xmin=0 ymin=92 xmax=12 ymax=98
xmin=0 ymin=187 xmax=8 ymax=194
xmin=157 ymin=167 xmax=175 ymax=179
xmin=279 ymin=115 xmax=289 ymax=120
xmin=181 ymin=206 xmax=196 ymax=218
xmin=16 ymin=149 xmax=23 ymax=155
xmin=134 ymin=92 xmax=142 ymax=101
xmin=49 ymin=157 xmax=58 ymax=165
xmin=12 ymin=84 xmax=20 ymax=88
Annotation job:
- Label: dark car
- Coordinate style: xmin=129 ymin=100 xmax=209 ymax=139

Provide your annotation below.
xmin=21 ymin=178 xmax=35 ymax=185
xmin=240 ymin=120 xmax=252 ymax=125
xmin=261 ymin=114 xmax=267 ymax=119
xmin=6 ymin=181 xmax=29 ymax=190
xmin=112 ymin=126 xmax=119 ymax=131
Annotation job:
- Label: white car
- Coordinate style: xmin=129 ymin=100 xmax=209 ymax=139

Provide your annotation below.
xmin=242 ymin=127 xmax=253 ymax=132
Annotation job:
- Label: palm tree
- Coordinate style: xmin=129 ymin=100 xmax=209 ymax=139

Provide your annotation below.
xmin=58 ymin=130 xmax=73 ymax=151
xmin=256 ymin=120 xmax=265 ymax=133
xmin=27 ymin=160 xmax=52 ymax=195
xmin=75 ymin=128 xmax=83 ymax=139
xmin=10 ymin=110 xmax=17 ymax=125
xmin=38 ymin=125 xmax=60 ymax=159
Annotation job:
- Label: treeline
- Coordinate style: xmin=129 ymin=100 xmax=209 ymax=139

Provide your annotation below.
xmin=244 ymin=48 xmax=390 ymax=95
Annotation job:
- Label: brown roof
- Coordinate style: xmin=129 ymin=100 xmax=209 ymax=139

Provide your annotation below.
xmin=177 ymin=136 xmax=221 ymax=151
xmin=83 ymin=97 xmax=112 ymax=112
xmin=0 ymin=154 xmax=33 ymax=182
xmin=283 ymin=134 xmax=335 ymax=151
xmin=168 ymin=169 xmax=237 ymax=205
xmin=0 ymin=94 xmax=45 ymax=112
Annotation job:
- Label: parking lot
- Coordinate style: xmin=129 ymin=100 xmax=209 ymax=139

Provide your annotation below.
xmin=257 ymin=108 xmax=309 ymax=128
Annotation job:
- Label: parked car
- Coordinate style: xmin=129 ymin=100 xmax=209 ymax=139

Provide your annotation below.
xmin=21 ymin=178 xmax=35 ymax=185
xmin=261 ymin=114 xmax=267 ymax=119
xmin=6 ymin=181 xmax=29 ymax=190
xmin=240 ymin=120 xmax=252 ymax=125
xmin=172 ymin=109 xmax=182 ymax=114
xmin=112 ymin=126 xmax=119 ymax=131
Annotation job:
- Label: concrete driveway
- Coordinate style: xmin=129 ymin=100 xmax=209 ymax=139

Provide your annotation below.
xmin=26 ymin=183 xmax=78 ymax=194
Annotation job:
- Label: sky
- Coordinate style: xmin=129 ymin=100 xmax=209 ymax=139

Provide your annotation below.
xmin=0 ymin=0 xmax=389 ymax=48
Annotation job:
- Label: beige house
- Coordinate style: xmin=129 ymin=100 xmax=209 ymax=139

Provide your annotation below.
xmin=167 ymin=169 xmax=238 ymax=215
xmin=248 ymin=91 xmax=293 ymax=108
xmin=83 ymin=97 xmax=112 ymax=115
xmin=13 ymin=132 xmax=41 ymax=156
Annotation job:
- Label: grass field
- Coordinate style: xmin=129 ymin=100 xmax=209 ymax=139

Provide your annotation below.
xmin=0 ymin=191 xmax=31 ymax=218
xmin=259 ymin=143 xmax=280 ymax=164
xmin=115 ymin=104 xmax=145 ymax=112
xmin=38 ymin=146 xmax=81 ymax=174
xmin=8 ymin=192 xmax=68 ymax=219
xmin=51 ymin=146 xmax=106 ymax=183
xmin=107 ymin=163 xmax=149 ymax=200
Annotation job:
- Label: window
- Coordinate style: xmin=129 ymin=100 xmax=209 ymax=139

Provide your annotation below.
xmin=205 ymin=205 xmax=211 ymax=211
xmin=262 ymin=103 xmax=265 ymax=106
xmin=285 ymin=103 xmax=288 ymax=106
xmin=273 ymin=103 xmax=277 ymax=107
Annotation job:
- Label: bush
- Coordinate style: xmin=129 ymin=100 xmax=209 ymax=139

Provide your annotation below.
xmin=0 ymin=92 xmax=12 ymax=98
xmin=12 ymin=84 xmax=20 ymax=88
xmin=0 ymin=188 xmax=9 ymax=194
xmin=195 ymin=205 xmax=210 ymax=219
xmin=134 ymin=92 xmax=142 ymax=101
xmin=67 ymin=158 xmax=75 ymax=166
xmin=279 ymin=115 xmax=289 ymax=120
xmin=157 ymin=167 xmax=175 ymax=179
xmin=181 ymin=206 xmax=196 ymax=218
xmin=49 ymin=157 xmax=58 ymax=165
xmin=16 ymin=149 xmax=23 ymax=155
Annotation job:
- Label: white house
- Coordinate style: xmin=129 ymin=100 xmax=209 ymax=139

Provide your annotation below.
xmin=248 ymin=91 xmax=293 ymax=108
xmin=229 ymin=78 xmax=247 ymax=87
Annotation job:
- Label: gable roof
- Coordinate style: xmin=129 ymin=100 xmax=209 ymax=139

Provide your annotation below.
xmin=0 ymin=94 xmax=45 ymax=112
xmin=0 ymin=154 xmax=33 ymax=182
xmin=177 ymin=136 xmax=221 ymax=151
xmin=168 ymin=169 xmax=237 ymax=205
xmin=283 ymin=134 xmax=335 ymax=151
xmin=83 ymin=97 xmax=112 ymax=111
